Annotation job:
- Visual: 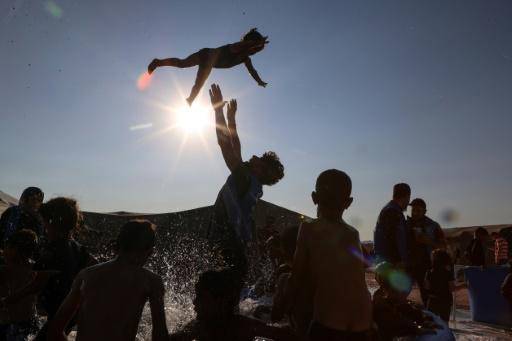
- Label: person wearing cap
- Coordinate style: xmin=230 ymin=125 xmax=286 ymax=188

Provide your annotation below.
xmin=374 ymin=183 xmax=411 ymax=267
xmin=406 ymin=198 xmax=446 ymax=305
xmin=0 ymin=187 xmax=44 ymax=248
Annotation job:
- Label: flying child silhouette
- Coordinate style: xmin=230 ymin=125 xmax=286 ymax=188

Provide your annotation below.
xmin=147 ymin=28 xmax=269 ymax=105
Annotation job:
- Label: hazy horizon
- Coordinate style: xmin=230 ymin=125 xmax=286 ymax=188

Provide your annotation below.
xmin=2 ymin=0 xmax=511 ymax=240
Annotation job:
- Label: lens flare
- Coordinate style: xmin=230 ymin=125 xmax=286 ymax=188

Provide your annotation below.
xmin=137 ymin=72 xmax=152 ymax=91
xmin=130 ymin=123 xmax=153 ymax=131
xmin=388 ymin=269 xmax=412 ymax=293
xmin=45 ymin=1 xmax=63 ymax=18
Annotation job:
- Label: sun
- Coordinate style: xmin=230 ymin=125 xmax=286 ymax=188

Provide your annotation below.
xmin=175 ymin=103 xmax=210 ymax=134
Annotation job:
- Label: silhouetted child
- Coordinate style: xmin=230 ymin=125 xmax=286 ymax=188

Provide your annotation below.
xmin=285 ymin=169 xmax=372 ymax=340
xmin=465 ymin=227 xmax=489 ymax=266
xmin=170 ymin=269 xmax=297 ymax=341
xmin=0 ymin=230 xmax=39 ymax=340
xmin=373 ymin=262 xmax=439 ymax=341
xmin=271 ymin=225 xmax=313 ymax=338
xmin=4 ymin=197 xmax=97 ymax=341
xmin=501 ymin=263 xmax=512 ymax=311
xmin=424 ymin=249 xmax=455 ymax=322
xmin=148 ymin=28 xmax=269 ymax=105
xmin=48 ymin=220 xmax=169 ymax=341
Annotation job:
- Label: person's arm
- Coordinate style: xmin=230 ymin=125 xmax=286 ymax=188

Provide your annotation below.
xmin=284 ymin=223 xmax=309 ymax=313
xmin=226 ymin=99 xmax=241 ymax=161
xmin=47 ymin=275 xmax=83 ymax=341
xmin=244 ymin=58 xmax=267 ymax=87
xmin=149 ymin=275 xmax=170 ymax=341
xmin=209 ymin=84 xmax=242 ymax=172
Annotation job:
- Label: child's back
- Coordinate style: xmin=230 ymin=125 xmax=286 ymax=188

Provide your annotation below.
xmin=74 ymin=260 xmax=165 ymax=341
xmin=302 ymin=218 xmax=372 ymax=331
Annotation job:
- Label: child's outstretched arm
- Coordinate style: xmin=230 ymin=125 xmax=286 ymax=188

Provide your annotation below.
xmin=48 ymin=275 xmax=83 ymax=341
xmin=209 ymin=84 xmax=243 ymax=172
xmin=244 ymin=58 xmax=267 ymax=87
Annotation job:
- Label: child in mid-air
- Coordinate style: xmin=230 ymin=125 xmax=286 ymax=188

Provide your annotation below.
xmin=424 ymin=248 xmax=456 ymax=322
xmin=48 ymin=220 xmax=169 ymax=341
xmin=0 ymin=230 xmax=39 ymax=340
xmin=148 ymin=28 xmax=269 ymax=105
xmin=285 ymin=169 xmax=373 ymax=340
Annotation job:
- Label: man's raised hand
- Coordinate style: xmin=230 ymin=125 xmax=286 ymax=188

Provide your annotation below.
xmin=227 ymin=99 xmax=237 ymax=121
xmin=209 ymin=83 xmax=226 ymax=111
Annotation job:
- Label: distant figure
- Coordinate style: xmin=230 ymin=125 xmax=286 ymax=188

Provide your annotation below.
xmin=48 ymin=220 xmax=169 ymax=341
xmin=465 ymin=227 xmax=489 ymax=267
xmin=4 ymin=197 xmax=97 ymax=341
xmin=373 ymin=262 xmax=440 ymax=340
xmin=169 ymin=269 xmax=297 ymax=341
xmin=207 ymin=84 xmax=284 ymax=284
xmin=0 ymin=230 xmax=39 ymax=340
xmin=501 ymin=263 xmax=512 ymax=311
xmin=148 ymin=29 xmax=269 ymax=105
xmin=406 ymin=198 xmax=446 ymax=305
xmin=374 ymin=183 xmax=411 ymax=266
xmin=285 ymin=169 xmax=372 ymax=340
xmin=0 ymin=187 xmax=44 ymax=247
xmin=424 ymin=249 xmax=455 ymax=322
xmin=271 ymin=225 xmax=313 ymax=338
xmin=492 ymin=230 xmax=509 ymax=265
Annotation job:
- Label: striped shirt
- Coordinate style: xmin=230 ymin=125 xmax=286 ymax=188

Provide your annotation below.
xmin=495 ymin=237 xmax=509 ymax=264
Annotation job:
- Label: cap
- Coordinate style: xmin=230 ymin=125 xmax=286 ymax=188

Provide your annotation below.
xmin=409 ymin=198 xmax=426 ymax=210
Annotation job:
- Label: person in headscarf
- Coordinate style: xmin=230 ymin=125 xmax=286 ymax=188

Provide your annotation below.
xmin=0 ymin=187 xmax=44 ymax=248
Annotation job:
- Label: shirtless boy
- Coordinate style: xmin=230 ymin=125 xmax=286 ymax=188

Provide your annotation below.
xmin=48 ymin=220 xmax=169 ymax=341
xmin=148 ymin=28 xmax=269 ymax=105
xmin=285 ymin=169 xmax=373 ymax=340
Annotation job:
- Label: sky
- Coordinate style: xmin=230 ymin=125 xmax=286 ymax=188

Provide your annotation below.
xmin=1 ymin=0 xmax=511 ymax=240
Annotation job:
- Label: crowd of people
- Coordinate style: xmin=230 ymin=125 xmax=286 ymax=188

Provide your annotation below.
xmin=0 ymin=83 xmax=511 ymax=341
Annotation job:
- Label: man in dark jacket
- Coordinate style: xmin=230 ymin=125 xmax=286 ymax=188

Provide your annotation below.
xmin=406 ymin=198 xmax=446 ymax=305
xmin=374 ymin=183 xmax=411 ymax=266
xmin=0 ymin=187 xmax=44 ymax=247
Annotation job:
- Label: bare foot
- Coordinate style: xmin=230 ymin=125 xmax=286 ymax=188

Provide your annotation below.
xmin=148 ymin=59 xmax=159 ymax=75
xmin=186 ymin=97 xmax=193 ymax=106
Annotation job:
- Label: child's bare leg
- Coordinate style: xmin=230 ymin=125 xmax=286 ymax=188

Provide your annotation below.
xmin=148 ymin=51 xmax=202 ymax=74
xmin=186 ymin=63 xmax=213 ymax=105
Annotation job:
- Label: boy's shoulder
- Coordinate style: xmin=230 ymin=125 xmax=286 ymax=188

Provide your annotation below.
xmin=307 ymin=219 xmax=359 ymax=236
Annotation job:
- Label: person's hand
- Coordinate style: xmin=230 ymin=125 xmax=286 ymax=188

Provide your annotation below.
xmin=227 ymin=99 xmax=237 ymax=120
xmin=258 ymin=81 xmax=268 ymax=88
xmin=209 ymin=83 xmax=226 ymax=111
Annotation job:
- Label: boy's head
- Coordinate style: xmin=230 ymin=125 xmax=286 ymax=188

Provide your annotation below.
xmin=4 ymin=229 xmax=38 ymax=264
xmin=117 ymin=220 xmax=156 ymax=262
xmin=392 ymin=183 xmax=411 ymax=211
xmin=241 ymin=28 xmax=269 ymax=54
xmin=193 ymin=269 xmax=242 ymax=320
xmin=249 ymin=151 xmax=284 ymax=186
xmin=312 ymin=169 xmax=353 ymax=212
xmin=40 ymin=197 xmax=80 ymax=240
xmin=19 ymin=186 xmax=44 ymax=213
xmin=431 ymin=248 xmax=452 ymax=271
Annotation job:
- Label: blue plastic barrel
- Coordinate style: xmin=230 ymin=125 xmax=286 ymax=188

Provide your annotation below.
xmin=464 ymin=266 xmax=512 ymax=326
